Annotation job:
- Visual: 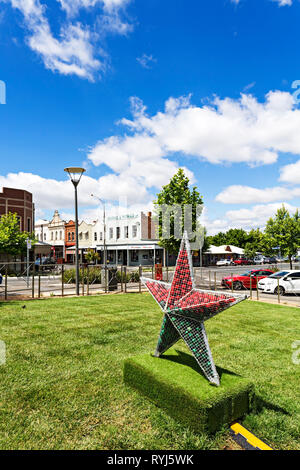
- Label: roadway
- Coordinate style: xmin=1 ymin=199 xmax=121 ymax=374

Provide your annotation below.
xmin=0 ymin=263 xmax=299 ymax=306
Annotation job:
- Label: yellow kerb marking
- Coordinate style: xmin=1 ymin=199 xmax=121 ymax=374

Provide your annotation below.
xmin=231 ymin=422 xmax=273 ymax=450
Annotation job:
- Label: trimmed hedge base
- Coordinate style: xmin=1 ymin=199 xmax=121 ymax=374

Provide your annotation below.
xmin=124 ymin=348 xmax=253 ymax=434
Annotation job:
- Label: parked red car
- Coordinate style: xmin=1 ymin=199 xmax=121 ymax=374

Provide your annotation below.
xmin=222 ymin=269 xmax=274 ymax=290
xmin=233 ymin=258 xmax=252 ymax=266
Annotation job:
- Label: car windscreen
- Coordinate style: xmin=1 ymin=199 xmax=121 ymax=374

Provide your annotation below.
xmin=269 ymin=271 xmax=289 ymax=279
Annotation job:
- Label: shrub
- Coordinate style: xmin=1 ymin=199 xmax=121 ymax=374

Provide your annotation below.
xmin=63 ymin=267 xmax=140 ymax=284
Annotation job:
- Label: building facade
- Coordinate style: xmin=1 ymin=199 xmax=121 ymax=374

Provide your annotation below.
xmin=47 ymin=210 xmax=66 ymax=262
xmin=0 ymin=187 xmax=35 ymax=232
xmin=65 ymin=220 xmax=76 ymax=263
xmin=93 ymin=211 xmax=162 ymax=267
xmin=34 ymin=210 xmax=163 ymax=266
xmin=204 ymin=244 xmax=244 ymax=266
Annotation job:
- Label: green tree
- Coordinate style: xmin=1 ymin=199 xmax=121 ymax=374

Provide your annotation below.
xmin=206 ymin=232 xmax=227 ymax=247
xmin=85 ymin=249 xmax=100 ymax=264
xmin=243 ymin=243 xmax=257 ymax=260
xmin=0 ymin=212 xmax=36 ymax=260
xmin=265 ymin=206 xmax=300 ymax=269
xmin=154 ymin=169 xmax=204 ymax=254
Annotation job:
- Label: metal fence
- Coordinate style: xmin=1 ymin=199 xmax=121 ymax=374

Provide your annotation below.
xmin=0 ymin=262 xmax=299 ymax=306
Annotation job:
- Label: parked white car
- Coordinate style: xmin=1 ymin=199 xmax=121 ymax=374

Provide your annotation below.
xmin=254 ymin=255 xmax=268 ymax=265
xmin=258 ymin=270 xmax=300 ymax=295
xmin=216 ymin=259 xmax=233 ymax=266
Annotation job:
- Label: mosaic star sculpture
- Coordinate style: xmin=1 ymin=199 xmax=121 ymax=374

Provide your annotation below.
xmin=141 ymin=232 xmax=247 ymax=386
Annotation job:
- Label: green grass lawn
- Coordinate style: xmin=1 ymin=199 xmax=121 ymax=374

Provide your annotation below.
xmin=0 ymin=294 xmax=299 ymax=450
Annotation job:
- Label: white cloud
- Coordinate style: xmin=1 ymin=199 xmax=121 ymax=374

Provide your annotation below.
xmin=137 ymin=54 xmax=157 ymax=69
xmin=202 ymin=202 xmax=297 ymax=235
xmin=58 ymin=0 xmax=129 ymax=16
xmin=216 ymin=185 xmax=300 ymax=204
xmin=88 ymin=133 xmax=194 ymax=200
xmin=272 ymin=0 xmax=292 ymax=6
xmin=226 ymin=202 xmax=297 ymax=227
xmin=280 ymin=160 xmax=300 ymax=184
xmin=88 ymin=91 xmax=300 ymax=170
xmin=0 ymin=170 xmax=150 ymax=216
xmin=231 ymin=0 xmax=292 ymax=5
xmin=2 ymin=0 xmax=132 ymax=80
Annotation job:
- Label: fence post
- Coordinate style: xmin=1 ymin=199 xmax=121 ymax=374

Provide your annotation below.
xmin=277 ymin=278 xmax=280 ymax=304
xmin=256 ymin=279 xmax=259 ymax=301
xmin=32 ymin=264 xmax=35 ymax=299
xmin=38 ymin=272 xmax=41 ymax=299
xmin=214 ymin=272 xmax=217 ymax=291
xmin=105 ymin=266 xmax=108 ymax=294
xmin=61 ymin=265 xmax=64 ymax=297
xmin=87 ymin=265 xmax=89 ymax=296
xmin=250 ymin=275 xmax=252 ymax=300
xmin=120 ymin=266 xmax=123 ymax=292
xmin=209 ymin=271 xmax=211 ymax=290
xmin=139 ymin=265 xmax=142 ymax=293
xmin=152 ymin=266 xmax=154 ymax=280
xmin=166 ymin=265 xmax=169 ymax=282
xmin=82 ymin=265 xmax=85 ymax=296
xmin=4 ymin=266 xmax=8 ymax=301
xmin=231 ymin=273 xmax=234 ymax=293
xmin=124 ymin=267 xmax=127 ymax=293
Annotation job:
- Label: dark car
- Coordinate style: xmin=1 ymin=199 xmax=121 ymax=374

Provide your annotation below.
xmin=268 ymin=256 xmax=277 ymax=264
xmin=0 ymin=273 xmax=2 ymax=285
xmin=222 ymin=269 xmax=274 ymax=290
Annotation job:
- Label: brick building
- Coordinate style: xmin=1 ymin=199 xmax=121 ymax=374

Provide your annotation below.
xmin=65 ymin=220 xmax=76 ymax=263
xmin=0 ymin=187 xmax=35 ymax=232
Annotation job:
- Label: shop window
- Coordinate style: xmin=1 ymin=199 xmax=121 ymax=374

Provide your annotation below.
xmin=132 ymin=225 xmax=137 ymax=238
xmin=131 ymin=250 xmax=139 ymax=262
xmin=116 ymin=227 xmax=120 ymax=239
xmin=124 ymin=226 xmax=129 ymax=238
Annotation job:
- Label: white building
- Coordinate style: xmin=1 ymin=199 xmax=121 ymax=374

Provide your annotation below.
xmin=35 ymin=210 xmax=163 ymax=266
xmin=92 ymin=211 xmax=162 ymax=266
xmin=35 ymin=210 xmax=66 ymax=261
xmin=35 ymin=219 xmax=50 ymax=243
xmin=204 ymin=244 xmax=244 ymax=265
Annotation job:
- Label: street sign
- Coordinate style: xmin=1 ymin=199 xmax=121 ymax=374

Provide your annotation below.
xmin=26 ymin=239 xmax=32 ymax=250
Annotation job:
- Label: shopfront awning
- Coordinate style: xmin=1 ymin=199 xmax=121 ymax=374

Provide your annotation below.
xmin=96 ymin=244 xmax=161 ymax=251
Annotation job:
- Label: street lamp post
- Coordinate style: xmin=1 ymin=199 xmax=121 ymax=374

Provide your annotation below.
xmin=91 ymin=195 xmax=107 ymax=289
xmin=65 ymin=167 xmax=86 ymax=296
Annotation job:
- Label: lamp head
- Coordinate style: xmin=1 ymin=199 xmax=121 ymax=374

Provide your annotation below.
xmin=64 ymin=167 xmax=86 ymax=186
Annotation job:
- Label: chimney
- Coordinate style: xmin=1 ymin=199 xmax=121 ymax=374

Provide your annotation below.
xmin=148 ymin=212 xmax=152 ymax=239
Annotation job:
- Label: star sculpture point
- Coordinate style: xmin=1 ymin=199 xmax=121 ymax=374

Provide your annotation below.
xmin=142 ymin=232 xmax=247 ymax=386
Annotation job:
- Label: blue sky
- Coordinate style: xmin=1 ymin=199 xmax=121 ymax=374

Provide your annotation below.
xmin=0 ymin=0 xmax=300 ymax=234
